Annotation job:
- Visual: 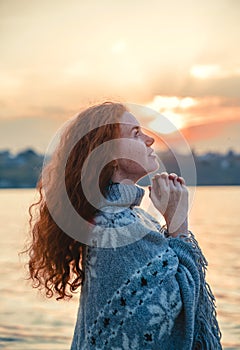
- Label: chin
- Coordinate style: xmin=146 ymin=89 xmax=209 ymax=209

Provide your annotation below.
xmin=139 ymin=164 xmax=159 ymax=180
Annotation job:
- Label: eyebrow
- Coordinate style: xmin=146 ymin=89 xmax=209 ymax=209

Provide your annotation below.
xmin=119 ymin=123 xmax=141 ymax=137
xmin=130 ymin=125 xmax=141 ymax=132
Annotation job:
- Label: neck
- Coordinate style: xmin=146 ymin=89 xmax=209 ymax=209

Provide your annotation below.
xmin=111 ymin=171 xmax=140 ymax=185
xmin=98 ymin=182 xmax=145 ymax=210
xmin=111 ymin=177 xmax=136 ymax=185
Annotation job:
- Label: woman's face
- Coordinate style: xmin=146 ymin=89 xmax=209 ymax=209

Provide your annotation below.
xmin=113 ymin=111 xmax=159 ymax=183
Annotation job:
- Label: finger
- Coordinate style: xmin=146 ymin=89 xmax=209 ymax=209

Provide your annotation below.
xmin=152 ymin=173 xmax=161 ymax=185
xmin=168 ymin=173 xmax=178 ymax=185
xmin=168 ymin=173 xmax=179 ymax=188
xmin=156 ymin=174 xmax=169 ymax=193
xmin=173 ymin=176 xmax=182 ymax=189
xmin=160 ymin=172 xmax=169 ymax=178
xmin=155 ymin=176 xmax=170 ymax=213
xmin=169 ymin=177 xmax=176 ymax=190
xmin=169 ymin=173 xmax=178 ymax=180
xmin=169 ymin=173 xmax=182 ymax=188
xmin=160 ymin=172 xmax=169 ymax=186
xmin=152 ymin=173 xmax=160 ymax=179
xmin=177 ymin=176 xmax=185 ymax=185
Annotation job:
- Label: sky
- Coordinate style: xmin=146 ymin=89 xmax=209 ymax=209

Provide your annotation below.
xmin=0 ymin=0 xmax=240 ymax=155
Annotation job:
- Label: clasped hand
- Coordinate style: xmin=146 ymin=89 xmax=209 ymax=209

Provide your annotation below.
xmin=149 ymin=172 xmax=189 ymax=237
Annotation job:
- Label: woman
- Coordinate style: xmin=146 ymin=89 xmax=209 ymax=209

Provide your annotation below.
xmin=25 ymin=101 xmax=222 ymax=349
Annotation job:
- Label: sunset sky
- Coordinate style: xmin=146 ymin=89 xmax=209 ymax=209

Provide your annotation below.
xmin=0 ymin=0 xmax=240 ymax=155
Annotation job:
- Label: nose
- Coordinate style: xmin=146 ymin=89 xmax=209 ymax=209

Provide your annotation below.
xmin=144 ymin=133 xmax=155 ymax=147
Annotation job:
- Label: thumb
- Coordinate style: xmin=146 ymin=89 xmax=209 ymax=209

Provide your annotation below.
xmin=149 ymin=184 xmax=160 ymax=208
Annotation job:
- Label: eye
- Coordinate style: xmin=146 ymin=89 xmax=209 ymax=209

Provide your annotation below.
xmin=134 ymin=128 xmax=140 ymax=137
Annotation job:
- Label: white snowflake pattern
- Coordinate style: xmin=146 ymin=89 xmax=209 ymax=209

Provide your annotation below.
xmin=92 ymin=221 xmax=136 ymax=248
xmin=147 ymin=288 xmax=182 ymax=340
xmin=122 ymin=332 xmax=139 ymax=350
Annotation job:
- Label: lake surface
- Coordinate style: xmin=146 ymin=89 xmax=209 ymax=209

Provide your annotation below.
xmin=0 ymin=187 xmax=239 ymax=349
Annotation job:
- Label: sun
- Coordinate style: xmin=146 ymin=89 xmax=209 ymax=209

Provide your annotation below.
xmin=145 ymin=95 xmax=195 ymax=134
xmin=149 ymin=111 xmax=185 ymax=134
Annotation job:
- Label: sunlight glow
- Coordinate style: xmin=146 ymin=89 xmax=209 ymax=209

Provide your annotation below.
xmin=147 ymin=96 xmax=179 ymax=110
xmin=145 ymin=95 xmax=197 ymax=134
xmin=149 ymin=111 xmax=185 ymax=134
xmin=191 ymin=64 xmax=240 ymax=79
xmin=147 ymin=95 xmax=197 ymax=111
xmin=111 ymin=40 xmax=126 ymax=54
xmin=190 ymin=64 xmax=221 ymax=79
xmin=179 ymin=97 xmax=197 ymax=108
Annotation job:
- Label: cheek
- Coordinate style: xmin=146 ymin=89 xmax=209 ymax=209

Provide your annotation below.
xmin=116 ymin=140 xmax=146 ymax=161
xmin=117 ymin=145 xmax=149 ymax=174
xmin=117 ymin=158 xmax=147 ymax=174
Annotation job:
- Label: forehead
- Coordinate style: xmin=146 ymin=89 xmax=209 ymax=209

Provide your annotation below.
xmin=119 ymin=111 xmax=140 ymax=127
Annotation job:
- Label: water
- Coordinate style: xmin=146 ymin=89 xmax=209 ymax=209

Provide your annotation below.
xmin=0 ymin=187 xmax=239 ymax=349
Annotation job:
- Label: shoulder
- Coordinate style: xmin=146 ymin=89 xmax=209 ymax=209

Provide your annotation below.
xmin=86 ymin=231 xmax=179 ymax=289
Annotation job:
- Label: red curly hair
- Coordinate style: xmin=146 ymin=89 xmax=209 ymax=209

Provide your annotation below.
xmin=23 ymin=101 xmax=127 ymax=300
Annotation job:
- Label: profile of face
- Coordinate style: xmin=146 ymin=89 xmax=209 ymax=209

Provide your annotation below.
xmin=113 ymin=112 xmax=159 ymax=183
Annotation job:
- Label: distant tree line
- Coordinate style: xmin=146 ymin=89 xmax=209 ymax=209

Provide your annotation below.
xmin=0 ymin=148 xmax=240 ymax=188
xmin=0 ymin=149 xmax=44 ymax=188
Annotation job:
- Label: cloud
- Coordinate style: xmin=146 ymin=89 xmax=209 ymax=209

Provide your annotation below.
xmin=190 ymin=64 xmax=240 ymax=80
xmin=144 ymin=95 xmax=240 ymax=130
xmin=1 ymin=0 xmax=240 ymax=123
xmin=161 ymin=119 xmax=240 ymax=154
xmin=181 ymin=96 xmax=240 ymax=126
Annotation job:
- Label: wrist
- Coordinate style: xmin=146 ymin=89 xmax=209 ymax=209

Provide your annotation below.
xmin=166 ymin=218 xmax=188 ymax=238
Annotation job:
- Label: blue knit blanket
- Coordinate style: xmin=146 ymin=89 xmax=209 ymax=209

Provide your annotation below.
xmin=70 ymin=183 xmax=222 ymax=350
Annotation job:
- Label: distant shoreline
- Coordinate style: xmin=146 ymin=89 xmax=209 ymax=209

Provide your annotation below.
xmin=1 ymin=148 xmax=240 ymax=188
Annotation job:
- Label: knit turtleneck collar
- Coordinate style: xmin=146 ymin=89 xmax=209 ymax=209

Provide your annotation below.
xmin=90 ymin=182 xmax=158 ymax=248
xmin=99 ymin=182 xmax=145 ymax=210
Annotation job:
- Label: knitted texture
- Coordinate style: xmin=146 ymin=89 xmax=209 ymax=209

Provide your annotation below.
xmin=70 ymin=183 xmax=222 ymax=350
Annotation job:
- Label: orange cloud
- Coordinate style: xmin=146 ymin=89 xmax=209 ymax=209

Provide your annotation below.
xmin=158 ymin=118 xmax=240 ymax=154
xmin=180 ymin=120 xmax=229 ymax=142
